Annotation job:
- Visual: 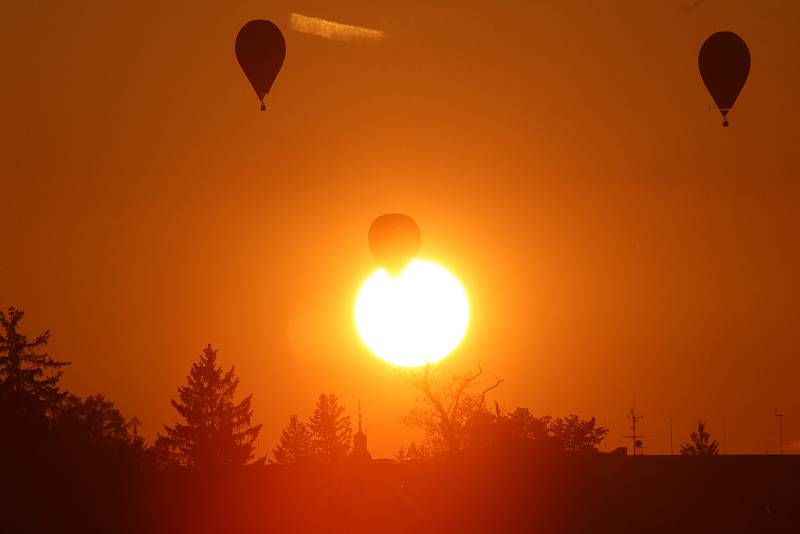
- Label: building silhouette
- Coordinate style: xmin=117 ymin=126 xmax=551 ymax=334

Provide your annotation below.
xmin=349 ymin=402 xmax=371 ymax=462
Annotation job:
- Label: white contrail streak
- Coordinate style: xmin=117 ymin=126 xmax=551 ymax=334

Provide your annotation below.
xmin=289 ymin=13 xmax=386 ymax=44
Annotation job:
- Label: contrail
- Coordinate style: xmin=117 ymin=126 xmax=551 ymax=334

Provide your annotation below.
xmin=289 ymin=13 xmax=386 ymax=43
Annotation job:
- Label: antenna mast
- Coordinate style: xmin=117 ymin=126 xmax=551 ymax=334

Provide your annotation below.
xmin=625 ymin=409 xmax=645 ymax=456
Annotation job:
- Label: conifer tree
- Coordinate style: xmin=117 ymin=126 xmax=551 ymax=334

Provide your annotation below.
xmin=272 ymin=414 xmax=312 ymax=465
xmin=680 ymin=420 xmax=720 ymax=456
xmin=158 ymin=344 xmax=261 ymax=467
xmin=309 ymin=393 xmax=352 ymax=462
xmin=0 ymin=307 xmax=69 ymax=418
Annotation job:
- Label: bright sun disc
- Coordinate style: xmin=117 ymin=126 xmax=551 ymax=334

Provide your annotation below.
xmin=355 ymin=259 xmax=469 ymax=367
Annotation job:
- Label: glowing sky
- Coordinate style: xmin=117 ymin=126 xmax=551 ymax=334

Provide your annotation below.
xmin=2 ymin=1 xmax=799 ymax=456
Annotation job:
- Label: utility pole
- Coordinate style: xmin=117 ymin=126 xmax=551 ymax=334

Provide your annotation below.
xmin=776 ymin=410 xmax=784 ymax=455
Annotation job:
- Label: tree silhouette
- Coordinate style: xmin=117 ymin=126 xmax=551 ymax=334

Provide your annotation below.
xmin=272 ymin=414 xmax=312 ymax=465
xmin=150 ymin=434 xmax=182 ymax=468
xmin=504 ymin=407 xmax=552 ymax=442
xmin=0 ymin=307 xmax=69 ymax=419
xmin=59 ymin=394 xmax=135 ymax=442
xmin=406 ymin=365 xmax=503 ymax=454
xmin=460 ymin=406 xmax=608 ymax=453
xmin=56 ymin=393 xmax=146 ymax=464
xmin=680 ymin=420 xmax=720 ymax=456
xmin=549 ymin=415 xmax=609 ymax=452
xmin=157 ymin=344 xmax=261 ymax=467
xmin=309 ymin=393 xmax=352 ymax=462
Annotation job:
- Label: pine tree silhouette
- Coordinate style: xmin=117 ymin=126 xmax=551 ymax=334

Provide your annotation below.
xmin=309 ymin=393 xmax=352 ymax=463
xmin=680 ymin=420 xmax=720 ymax=456
xmin=158 ymin=344 xmax=261 ymax=467
xmin=272 ymin=414 xmax=312 ymax=465
xmin=0 ymin=307 xmax=69 ymax=420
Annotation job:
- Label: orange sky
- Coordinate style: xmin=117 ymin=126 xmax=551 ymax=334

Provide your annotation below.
xmin=2 ymin=1 xmax=799 ymax=457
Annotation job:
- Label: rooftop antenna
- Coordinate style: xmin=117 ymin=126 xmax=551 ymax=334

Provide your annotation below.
xmin=776 ymin=410 xmax=784 ymax=455
xmin=624 ymin=408 xmax=646 ymax=456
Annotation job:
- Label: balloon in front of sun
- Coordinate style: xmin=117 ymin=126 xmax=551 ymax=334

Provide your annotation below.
xmin=356 ymin=215 xmax=469 ymax=367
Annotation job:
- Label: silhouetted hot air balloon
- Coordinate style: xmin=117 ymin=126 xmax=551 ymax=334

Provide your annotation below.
xmin=698 ymin=31 xmax=750 ymax=127
xmin=235 ymin=20 xmax=286 ymax=111
xmin=368 ymin=214 xmax=421 ymax=274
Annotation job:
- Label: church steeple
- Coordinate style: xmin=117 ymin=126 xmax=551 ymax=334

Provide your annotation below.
xmin=350 ymin=400 xmax=371 ymax=462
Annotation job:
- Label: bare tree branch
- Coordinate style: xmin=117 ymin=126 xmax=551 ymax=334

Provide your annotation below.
xmin=410 ymin=364 xmax=505 ymax=454
xmin=448 ymin=365 xmax=483 ymax=419
xmin=478 ymin=378 xmax=504 ymax=408
xmin=420 ymin=365 xmax=455 ymax=450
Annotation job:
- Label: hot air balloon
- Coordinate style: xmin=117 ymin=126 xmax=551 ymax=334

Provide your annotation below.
xmin=368 ymin=214 xmax=421 ymax=274
xmin=698 ymin=31 xmax=750 ymax=127
xmin=235 ymin=20 xmax=286 ymax=111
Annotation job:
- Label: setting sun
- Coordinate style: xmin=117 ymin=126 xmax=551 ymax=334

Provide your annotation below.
xmin=355 ymin=259 xmax=470 ymax=367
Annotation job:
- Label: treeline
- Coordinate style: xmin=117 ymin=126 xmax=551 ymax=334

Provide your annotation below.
xmin=0 ymin=307 xmax=780 ymax=533
xmin=0 ymin=308 xmax=145 ymax=462
xmin=272 ymin=394 xmax=354 ymax=464
xmin=0 ymin=307 xmax=614 ymax=475
xmin=1 ymin=308 xmax=145 ymax=532
xmin=1 ymin=306 xmax=726 ymax=471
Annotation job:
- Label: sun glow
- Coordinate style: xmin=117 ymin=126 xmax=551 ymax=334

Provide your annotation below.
xmin=355 ymin=259 xmax=469 ymax=367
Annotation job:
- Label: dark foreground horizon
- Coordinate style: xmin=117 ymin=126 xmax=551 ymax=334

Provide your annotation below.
xmin=6 ymin=450 xmax=799 ymax=533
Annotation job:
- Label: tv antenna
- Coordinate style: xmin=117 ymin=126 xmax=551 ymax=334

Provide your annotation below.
xmin=624 ymin=409 xmax=648 ymax=456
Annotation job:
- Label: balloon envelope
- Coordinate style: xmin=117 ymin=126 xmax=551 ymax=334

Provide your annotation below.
xmin=235 ymin=20 xmax=286 ymax=110
xmin=698 ymin=31 xmax=750 ymax=126
xmin=368 ymin=214 xmax=421 ymax=274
